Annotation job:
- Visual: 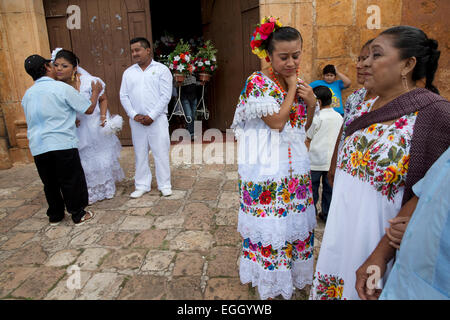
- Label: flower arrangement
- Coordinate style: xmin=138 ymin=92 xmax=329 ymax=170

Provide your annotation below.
xmin=193 ymin=40 xmax=218 ymax=75
xmin=250 ymin=16 xmax=283 ymax=62
xmin=167 ymin=39 xmax=195 ymax=77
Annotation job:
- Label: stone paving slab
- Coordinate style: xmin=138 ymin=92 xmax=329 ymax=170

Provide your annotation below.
xmin=141 ymin=250 xmax=176 ymax=273
xmin=11 ymin=267 xmax=66 ymax=299
xmin=166 ymin=276 xmax=204 ymax=300
xmin=0 ymin=267 xmax=37 ymax=298
xmin=130 ymin=229 xmax=167 ymax=249
xmin=173 ymin=252 xmax=205 ymax=277
xmin=1 ymin=233 xmax=35 ymax=251
xmin=117 ymin=275 xmax=167 ymax=300
xmin=44 ymin=271 xmax=93 ymax=300
xmin=76 ymin=272 xmax=125 ymax=300
xmin=75 ymin=248 xmax=110 ymax=271
xmin=0 ymin=145 xmax=325 ymax=300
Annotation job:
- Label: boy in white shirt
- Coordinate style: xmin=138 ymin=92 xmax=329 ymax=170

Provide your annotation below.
xmin=306 ymin=86 xmax=343 ymax=222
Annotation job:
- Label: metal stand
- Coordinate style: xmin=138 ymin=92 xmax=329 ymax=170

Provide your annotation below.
xmin=168 ymin=85 xmax=192 ymax=123
xmin=196 ymin=84 xmax=210 ymax=120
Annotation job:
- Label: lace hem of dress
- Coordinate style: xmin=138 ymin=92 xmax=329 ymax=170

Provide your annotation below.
xmin=231 ymin=96 xmax=280 ymax=128
xmin=237 ymin=206 xmax=317 ymax=250
xmin=88 ymin=169 xmax=125 ymax=204
xmin=240 ymin=256 xmax=313 ymax=300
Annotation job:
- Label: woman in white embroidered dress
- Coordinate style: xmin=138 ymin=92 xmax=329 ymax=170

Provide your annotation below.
xmin=53 ymin=49 xmax=124 ymax=204
xmin=231 ymin=18 xmax=318 ymax=300
xmin=310 ymin=26 xmax=442 ymax=300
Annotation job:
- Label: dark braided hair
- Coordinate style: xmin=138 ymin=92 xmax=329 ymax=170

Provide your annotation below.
xmin=266 ymin=27 xmax=303 ymax=56
xmin=380 ymin=26 xmax=441 ymax=94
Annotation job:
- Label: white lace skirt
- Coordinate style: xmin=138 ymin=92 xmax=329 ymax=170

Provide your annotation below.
xmin=77 ymin=114 xmax=125 ymax=204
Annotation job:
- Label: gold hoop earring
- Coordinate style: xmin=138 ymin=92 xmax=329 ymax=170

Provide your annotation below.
xmin=71 ymin=72 xmax=75 ymax=82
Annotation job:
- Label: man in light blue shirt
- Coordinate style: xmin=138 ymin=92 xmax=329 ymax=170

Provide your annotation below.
xmin=379 ymin=147 xmax=450 ymax=299
xmin=22 ymin=54 xmax=95 ymax=226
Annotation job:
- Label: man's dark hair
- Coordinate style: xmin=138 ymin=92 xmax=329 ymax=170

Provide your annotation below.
xmin=313 ymin=86 xmax=332 ymax=107
xmin=29 ymin=63 xmax=49 ymax=81
xmin=323 ymin=64 xmax=336 ymax=75
xmin=24 ymin=55 xmax=52 ymax=81
xmin=130 ymin=37 xmax=151 ymax=49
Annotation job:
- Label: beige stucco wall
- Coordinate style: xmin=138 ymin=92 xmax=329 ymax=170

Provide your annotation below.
xmin=259 ymin=0 xmax=449 ymax=101
xmin=260 ymin=0 xmax=404 ymax=101
xmin=0 ymin=0 xmax=51 ymax=167
xmin=401 ymin=0 xmax=450 ymax=100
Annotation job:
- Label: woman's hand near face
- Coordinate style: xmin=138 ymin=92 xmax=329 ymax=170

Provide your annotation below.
xmin=297 ymin=81 xmax=317 ymax=132
xmin=284 ymin=73 xmax=298 ymax=91
xmin=296 ymin=81 xmax=316 ymax=107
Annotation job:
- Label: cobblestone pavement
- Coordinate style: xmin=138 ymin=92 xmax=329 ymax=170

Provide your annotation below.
xmin=0 ymin=143 xmax=325 ymax=300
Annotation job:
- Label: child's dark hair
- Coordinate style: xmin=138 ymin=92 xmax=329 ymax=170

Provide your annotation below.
xmin=55 ymin=49 xmax=80 ymax=67
xmin=323 ymin=64 xmax=336 ymax=75
xmin=266 ymin=27 xmax=303 ymax=56
xmin=313 ymin=86 xmax=332 ymax=107
xmin=380 ymin=25 xmax=440 ymax=94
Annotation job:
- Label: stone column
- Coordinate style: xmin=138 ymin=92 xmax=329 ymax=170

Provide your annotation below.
xmin=0 ymin=0 xmax=51 ymax=168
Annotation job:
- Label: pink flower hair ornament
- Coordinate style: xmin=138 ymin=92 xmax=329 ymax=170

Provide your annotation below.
xmin=250 ymin=16 xmax=283 ymax=62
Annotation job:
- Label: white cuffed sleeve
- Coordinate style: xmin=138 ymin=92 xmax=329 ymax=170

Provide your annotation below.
xmin=119 ymin=71 xmax=137 ymax=120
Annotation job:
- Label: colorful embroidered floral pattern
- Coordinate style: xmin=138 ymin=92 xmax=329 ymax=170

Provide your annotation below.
xmin=339 ymin=89 xmax=371 ymax=148
xmin=242 ymin=232 xmax=314 ymax=270
xmin=313 ymin=273 xmax=346 ymax=300
xmin=338 ymin=107 xmax=417 ymax=201
xmin=343 ymin=88 xmax=367 ymax=121
xmin=238 ymin=72 xmax=308 ymax=129
xmin=239 ymin=173 xmax=314 ymax=217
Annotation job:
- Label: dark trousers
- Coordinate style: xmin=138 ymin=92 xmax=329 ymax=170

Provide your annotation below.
xmin=181 ymin=97 xmax=198 ymax=136
xmin=311 ymin=170 xmax=333 ymax=219
xmin=34 ymin=148 xmax=88 ymax=223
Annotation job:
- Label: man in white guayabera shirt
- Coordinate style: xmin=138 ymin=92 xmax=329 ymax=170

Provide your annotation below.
xmin=120 ymin=37 xmax=173 ymax=198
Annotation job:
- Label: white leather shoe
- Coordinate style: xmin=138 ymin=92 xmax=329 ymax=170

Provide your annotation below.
xmin=130 ymin=189 xmax=148 ymax=198
xmin=161 ymin=189 xmax=172 ymax=197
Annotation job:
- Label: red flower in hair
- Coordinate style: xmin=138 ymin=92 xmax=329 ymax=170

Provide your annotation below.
xmin=251 ymin=39 xmax=263 ymax=50
xmin=259 ymin=22 xmax=275 ymax=40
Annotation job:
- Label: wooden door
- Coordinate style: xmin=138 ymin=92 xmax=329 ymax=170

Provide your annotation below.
xmin=201 ymin=0 xmax=260 ymax=131
xmin=44 ymin=0 xmax=153 ymax=145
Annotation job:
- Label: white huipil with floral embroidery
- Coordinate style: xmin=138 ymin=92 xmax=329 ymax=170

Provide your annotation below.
xmin=231 ymin=72 xmax=317 ymax=300
xmin=310 ymin=96 xmax=418 ymax=300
